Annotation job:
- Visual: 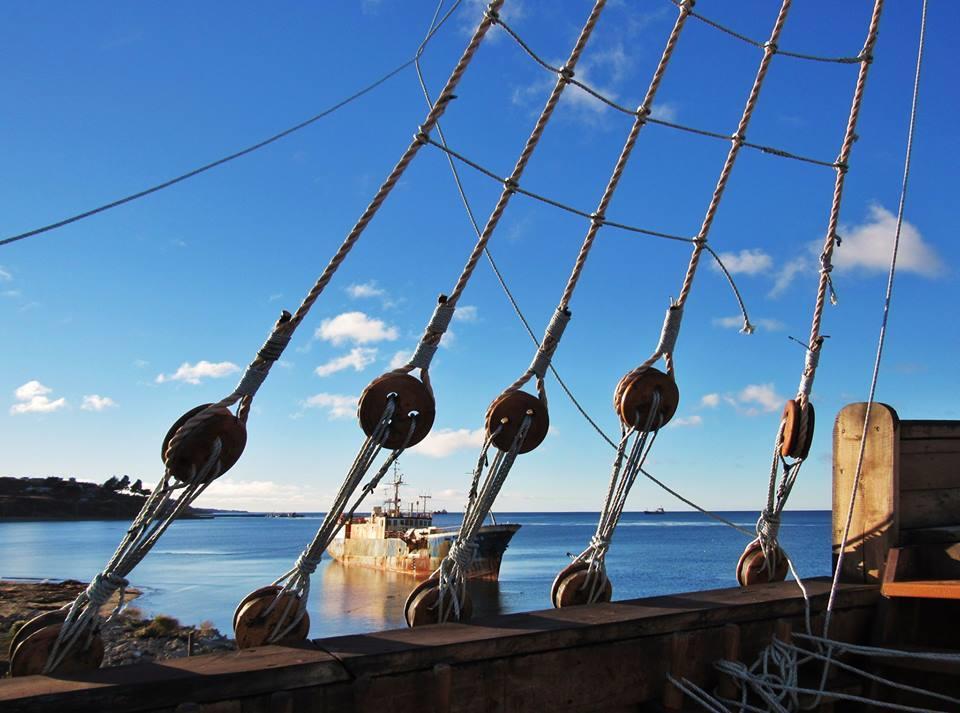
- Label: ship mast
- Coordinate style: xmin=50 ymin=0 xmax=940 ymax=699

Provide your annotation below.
xmin=387 ymin=461 xmax=404 ymax=517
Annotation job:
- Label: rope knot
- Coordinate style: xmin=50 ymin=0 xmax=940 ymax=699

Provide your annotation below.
xmin=85 ymin=572 xmax=128 ymax=609
xmin=590 ymin=211 xmax=605 ymax=226
xmin=295 ymin=552 xmax=319 ymax=577
xmin=449 ymin=540 xmax=478 ymax=571
xmin=730 ymin=132 xmax=746 ymax=146
xmin=414 ymin=126 xmax=430 ymax=145
xmin=835 ymin=160 xmax=849 ymax=174
xmin=763 ymin=40 xmax=778 ymax=54
xmin=484 ymin=4 xmax=500 ymax=22
xmin=740 ymin=320 xmax=756 ymax=335
xmin=558 ymin=65 xmax=575 ymax=83
xmin=589 ymin=534 xmax=610 ymax=558
xmin=635 ymin=104 xmax=651 ymax=121
xmin=503 ymin=177 xmax=519 ymax=194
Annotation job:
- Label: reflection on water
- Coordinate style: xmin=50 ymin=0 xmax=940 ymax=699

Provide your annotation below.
xmin=0 ymin=511 xmax=830 ymax=640
xmin=318 ymin=561 xmax=504 ymax=632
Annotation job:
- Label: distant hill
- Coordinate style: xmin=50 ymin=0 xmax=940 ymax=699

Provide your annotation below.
xmin=0 ymin=476 xmax=212 ymax=520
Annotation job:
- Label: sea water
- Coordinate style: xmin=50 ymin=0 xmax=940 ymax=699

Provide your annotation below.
xmin=0 ymin=511 xmax=830 ymax=639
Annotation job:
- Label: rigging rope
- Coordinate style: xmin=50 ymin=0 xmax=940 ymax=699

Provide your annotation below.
xmin=562 ymin=1 xmax=792 ymax=604
xmin=33 ymin=0 xmax=494 ymax=671
xmin=495 ymin=13 xmax=841 ymax=170
xmin=232 ymin=0 xmax=508 ymax=647
xmin=0 ymin=3 xmax=464 ymax=249
xmin=751 ymin=0 xmax=885 ymax=586
xmin=413 ymin=0 xmax=618 ymax=625
xmin=413 ymin=6 xmax=757 ymax=543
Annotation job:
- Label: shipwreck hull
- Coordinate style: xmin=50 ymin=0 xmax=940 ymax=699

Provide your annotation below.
xmin=327 ymin=524 xmax=520 ymax=580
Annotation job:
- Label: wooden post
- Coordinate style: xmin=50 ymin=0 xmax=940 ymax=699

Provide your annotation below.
xmin=662 ymin=632 xmax=694 ymax=711
xmin=717 ymin=624 xmax=741 ymax=700
xmin=833 ymin=403 xmax=900 ymax=583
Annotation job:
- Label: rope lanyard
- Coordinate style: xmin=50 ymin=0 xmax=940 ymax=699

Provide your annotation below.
xmin=425 ymin=0 xmax=694 ymax=625
xmin=39 ymin=0 xmax=500 ymax=672
xmin=563 ymin=1 xmax=794 ymax=603
xmin=753 ymin=0 xmax=884 ymax=579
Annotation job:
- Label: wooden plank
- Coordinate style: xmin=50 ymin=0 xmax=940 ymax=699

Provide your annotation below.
xmin=0 ymin=645 xmax=348 ymax=713
xmin=901 ymin=488 xmax=960 ymax=530
xmin=882 ymin=580 xmax=960 ymax=600
xmin=900 ymin=420 xmax=960 ymax=440
xmin=833 ymin=403 xmax=900 ymax=583
xmin=900 ymin=451 xmax=960 ymax=491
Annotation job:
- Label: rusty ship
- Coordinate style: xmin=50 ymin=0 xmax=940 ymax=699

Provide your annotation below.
xmin=327 ymin=466 xmax=520 ymax=580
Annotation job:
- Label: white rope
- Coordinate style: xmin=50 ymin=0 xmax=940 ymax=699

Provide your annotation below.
xmin=433 ymin=416 xmax=531 ymax=623
xmin=264 ymin=400 xmax=420 ymax=643
xmin=571 ymin=392 xmax=662 ymax=603
xmin=45 ymin=438 xmax=223 ymax=673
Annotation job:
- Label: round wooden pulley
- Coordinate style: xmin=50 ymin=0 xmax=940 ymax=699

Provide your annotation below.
xmin=616 ymin=367 xmax=679 ymax=430
xmin=233 ymin=585 xmax=285 ymax=633
xmin=551 ymin=561 xmax=612 ymax=608
xmin=162 ymin=403 xmax=247 ymax=483
xmin=780 ymin=399 xmax=815 ymax=459
xmin=9 ymin=622 xmax=104 ymax=677
xmin=484 ymin=390 xmax=549 ymax=454
xmin=234 ymin=586 xmax=309 ymax=649
xmin=9 ymin=609 xmax=67 ymax=660
xmin=736 ymin=539 xmax=788 ymax=587
xmin=358 ymin=373 xmax=436 ymax=449
xmin=404 ymin=579 xmax=472 ymax=627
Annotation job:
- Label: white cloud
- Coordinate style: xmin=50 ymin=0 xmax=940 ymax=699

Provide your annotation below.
xmin=649 ymin=101 xmax=679 ymax=123
xmin=196 ymin=479 xmax=319 ymax=511
xmin=315 ymin=347 xmax=377 ymax=377
xmin=316 ymin=312 xmax=398 ymax=346
xmin=735 ymin=383 xmax=784 ymax=414
xmin=701 ymin=393 xmax=720 ymax=408
xmin=768 ymin=255 xmax=811 ymax=297
xmin=454 ymin=305 xmax=478 ymax=322
xmin=440 ymin=329 xmax=455 ymax=349
xmin=303 ymin=393 xmax=359 ymax=420
xmin=81 ymin=394 xmax=118 ymax=411
xmin=668 ymin=415 xmax=702 ymax=428
xmin=412 ymin=427 xmax=486 ymax=458
xmin=345 ymin=281 xmax=385 ymax=299
xmin=713 ymin=316 xmax=784 ymax=332
xmin=389 ymin=350 xmax=411 ymax=370
xmin=833 ymin=204 xmax=943 ymax=277
xmin=712 ymin=249 xmax=773 ymax=276
xmin=155 ymin=360 xmax=240 ymax=385
xmin=10 ymin=380 xmax=67 ymax=415
xmin=0 ymin=266 xmax=11 ymax=282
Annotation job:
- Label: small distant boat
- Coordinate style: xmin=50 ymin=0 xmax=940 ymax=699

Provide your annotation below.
xmin=643 ymin=507 xmax=666 ymax=515
xmin=432 ymin=508 xmax=448 ymax=515
xmin=265 ymin=512 xmax=304 ymax=518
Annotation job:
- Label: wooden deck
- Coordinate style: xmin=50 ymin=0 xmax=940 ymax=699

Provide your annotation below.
xmin=0 ymin=578 xmax=879 ymax=713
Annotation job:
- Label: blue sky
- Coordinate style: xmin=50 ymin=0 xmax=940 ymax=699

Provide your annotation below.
xmin=1 ymin=1 xmax=956 ymax=512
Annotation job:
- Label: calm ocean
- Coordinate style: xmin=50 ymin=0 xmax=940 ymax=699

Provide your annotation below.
xmin=0 ymin=511 xmax=830 ymax=639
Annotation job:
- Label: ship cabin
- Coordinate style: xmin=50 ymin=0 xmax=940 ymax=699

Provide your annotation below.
xmin=341 ymin=505 xmax=433 ymax=540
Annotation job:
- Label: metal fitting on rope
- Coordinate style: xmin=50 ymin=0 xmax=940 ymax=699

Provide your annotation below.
xmin=635 ymin=104 xmax=651 ymax=122
xmin=835 ymin=161 xmax=849 ymax=174
xmin=528 ymin=308 xmax=571 ymax=379
xmin=414 ymin=126 xmax=430 ymax=145
xmin=679 ymin=0 xmax=696 ymax=10
xmin=654 ymin=305 xmax=684 ymax=357
xmin=797 ymin=340 xmax=822 ymax=398
xmin=590 ymin=211 xmax=606 ymax=227
xmin=833 ymin=233 xmax=843 ymax=247
xmin=85 ymin=572 xmax=128 ymax=609
xmin=484 ymin=3 xmax=500 ymax=22
xmin=763 ymin=40 xmax=778 ymax=54
xmin=730 ymin=132 xmax=746 ymax=146
xmin=256 ymin=327 xmax=292 ymax=364
xmin=235 ymin=366 xmax=269 ymax=397
xmin=503 ymin=176 xmax=519 ymax=194
xmin=558 ymin=64 xmax=575 ymax=83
